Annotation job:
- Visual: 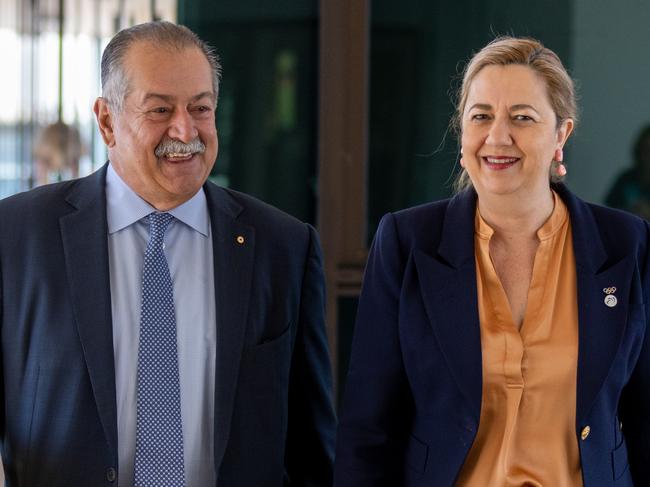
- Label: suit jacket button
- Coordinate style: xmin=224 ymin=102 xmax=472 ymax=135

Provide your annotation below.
xmin=106 ymin=467 xmax=117 ymax=482
xmin=581 ymin=426 xmax=591 ymax=440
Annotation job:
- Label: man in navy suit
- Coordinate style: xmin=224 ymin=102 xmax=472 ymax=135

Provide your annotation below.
xmin=0 ymin=21 xmax=335 ymax=486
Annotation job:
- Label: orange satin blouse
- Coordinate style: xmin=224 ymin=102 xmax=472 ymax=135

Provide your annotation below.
xmin=456 ymin=192 xmax=583 ymax=487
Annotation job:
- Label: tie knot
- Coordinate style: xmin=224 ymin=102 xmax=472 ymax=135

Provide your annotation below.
xmin=147 ymin=212 xmax=173 ymax=246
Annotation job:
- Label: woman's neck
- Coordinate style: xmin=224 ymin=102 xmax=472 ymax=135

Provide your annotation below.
xmin=477 ymin=188 xmax=555 ymax=241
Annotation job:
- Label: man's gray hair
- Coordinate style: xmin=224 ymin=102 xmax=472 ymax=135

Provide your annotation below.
xmin=101 ymin=21 xmax=222 ymax=112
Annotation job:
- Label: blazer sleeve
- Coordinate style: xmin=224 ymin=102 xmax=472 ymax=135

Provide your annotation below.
xmin=620 ymin=221 xmax=650 ymax=482
xmin=334 ymin=213 xmax=414 ymax=487
xmin=284 ymin=224 xmax=336 ymax=486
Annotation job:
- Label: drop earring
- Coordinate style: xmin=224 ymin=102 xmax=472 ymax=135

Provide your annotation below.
xmin=554 ymin=148 xmax=566 ymax=177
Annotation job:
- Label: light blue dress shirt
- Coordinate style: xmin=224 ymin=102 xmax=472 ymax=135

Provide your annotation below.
xmin=106 ymin=164 xmax=217 ymax=487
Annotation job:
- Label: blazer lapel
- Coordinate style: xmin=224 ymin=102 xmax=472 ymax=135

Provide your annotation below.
xmin=414 ymin=190 xmax=483 ymax=421
xmin=575 ymin=257 xmax=635 ymax=423
xmin=60 ymin=165 xmax=118 ymax=458
xmin=204 ymin=184 xmax=255 ymax=474
xmin=559 ymin=186 xmax=634 ymax=423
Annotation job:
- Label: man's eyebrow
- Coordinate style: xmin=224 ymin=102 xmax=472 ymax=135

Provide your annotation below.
xmin=190 ymin=91 xmax=216 ymax=103
xmin=142 ymin=91 xmax=216 ymax=103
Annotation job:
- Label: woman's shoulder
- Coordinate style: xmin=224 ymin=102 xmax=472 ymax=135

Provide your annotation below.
xmin=584 ymin=201 xmax=647 ymax=229
xmin=376 ymin=191 xmax=475 ymax=255
xmin=580 ymin=199 xmax=647 ymax=241
xmin=558 ymin=184 xmax=647 ymax=236
xmin=391 ymin=198 xmax=454 ymax=224
xmin=564 ymin=190 xmax=650 ymax=260
xmin=392 ymin=190 xmax=475 ymax=226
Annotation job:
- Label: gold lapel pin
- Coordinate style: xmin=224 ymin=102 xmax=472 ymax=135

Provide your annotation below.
xmin=236 ymin=235 xmax=245 ymax=245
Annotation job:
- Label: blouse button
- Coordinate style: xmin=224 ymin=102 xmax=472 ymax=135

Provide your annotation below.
xmin=581 ymin=426 xmax=591 ymax=440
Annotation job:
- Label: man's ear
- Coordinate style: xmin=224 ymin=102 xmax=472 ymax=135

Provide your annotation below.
xmin=93 ymin=97 xmax=116 ymax=147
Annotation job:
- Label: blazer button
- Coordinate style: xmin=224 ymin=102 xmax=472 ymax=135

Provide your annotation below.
xmin=106 ymin=467 xmax=117 ymax=482
xmin=581 ymin=426 xmax=591 ymax=440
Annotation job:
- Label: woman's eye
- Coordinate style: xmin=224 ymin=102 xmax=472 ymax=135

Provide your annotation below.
xmin=151 ymin=107 xmax=169 ymax=114
xmin=513 ymin=114 xmax=533 ymax=122
xmin=471 ymin=114 xmax=489 ymax=121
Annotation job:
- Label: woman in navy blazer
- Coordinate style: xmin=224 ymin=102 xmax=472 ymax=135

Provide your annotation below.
xmin=335 ymin=37 xmax=650 ymax=486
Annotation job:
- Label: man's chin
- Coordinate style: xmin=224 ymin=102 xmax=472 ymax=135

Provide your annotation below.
xmin=161 ymin=166 xmax=210 ymax=192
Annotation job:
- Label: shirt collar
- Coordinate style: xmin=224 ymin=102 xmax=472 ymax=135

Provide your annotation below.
xmin=474 ymin=190 xmax=568 ymax=242
xmin=535 ymin=190 xmax=568 ymax=241
xmin=106 ymin=162 xmax=210 ymax=237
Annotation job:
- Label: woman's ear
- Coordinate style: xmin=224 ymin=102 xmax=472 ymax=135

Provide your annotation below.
xmin=556 ymin=118 xmax=574 ymax=149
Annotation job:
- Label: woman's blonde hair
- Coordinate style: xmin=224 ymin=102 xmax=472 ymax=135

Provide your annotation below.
xmin=452 ymin=36 xmax=578 ymax=192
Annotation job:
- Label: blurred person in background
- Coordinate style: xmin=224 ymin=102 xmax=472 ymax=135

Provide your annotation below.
xmin=33 ymin=121 xmax=82 ymax=186
xmin=335 ymin=36 xmax=649 ymax=486
xmin=606 ymin=124 xmax=650 ymax=220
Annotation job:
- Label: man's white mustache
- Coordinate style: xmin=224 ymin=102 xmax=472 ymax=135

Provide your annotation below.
xmin=154 ymin=138 xmax=205 ymax=158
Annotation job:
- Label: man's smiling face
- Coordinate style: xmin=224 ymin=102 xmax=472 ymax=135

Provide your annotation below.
xmin=96 ymin=41 xmax=218 ymax=210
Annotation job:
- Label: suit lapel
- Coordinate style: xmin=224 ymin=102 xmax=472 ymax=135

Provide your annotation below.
xmin=414 ymin=190 xmax=483 ymax=421
xmin=575 ymin=257 xmax=634 ymax=422
xmin=58 ymin=170 xmax=259 ymax=473
xmin=559 ymin=186 xmax=633 ymax=423
xmin=204 ymin=184 xmax=255 ymax=474
xmin=59 ymin=165 xmax=118 ymax=458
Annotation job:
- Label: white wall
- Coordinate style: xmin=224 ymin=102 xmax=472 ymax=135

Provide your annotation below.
xmin=568 ymin=0 xmax=650 ymax=204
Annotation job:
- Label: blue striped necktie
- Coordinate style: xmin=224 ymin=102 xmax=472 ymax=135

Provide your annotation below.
xmin=134 ymin=212 xmax=185 ymax=487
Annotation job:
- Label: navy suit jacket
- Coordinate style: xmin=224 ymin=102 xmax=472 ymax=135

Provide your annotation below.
xmin=0 ymin=165 xmax=336 ymax=486
xmin=335 ymin=185 xmax=650 ymax=486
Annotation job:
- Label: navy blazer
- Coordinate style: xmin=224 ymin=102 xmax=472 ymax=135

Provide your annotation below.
xmin=335 ymin=185 xmax=650 ymax=486
xmin=0 ymin=165 xmax=336 ymax=486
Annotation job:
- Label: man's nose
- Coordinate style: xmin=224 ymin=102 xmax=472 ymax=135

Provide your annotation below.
xmin=485 ymin=116 xmax=513 ymax=146
xmin=167 ymin=109 xmax=198 ymax=143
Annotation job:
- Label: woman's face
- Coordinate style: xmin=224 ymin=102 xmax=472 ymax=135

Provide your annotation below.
xmin=461 ymin=64 xmax=573 ymax=199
